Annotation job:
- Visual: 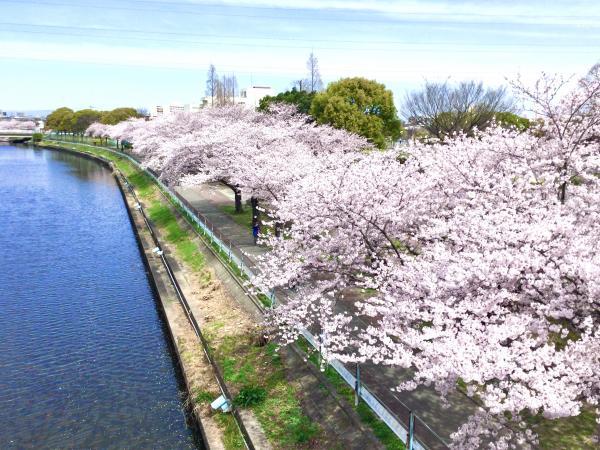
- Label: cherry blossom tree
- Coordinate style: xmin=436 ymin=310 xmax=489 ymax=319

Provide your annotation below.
xmin=255 ymin=69 xmax=600 ymax=447
xmin=0 ymin=119 xmax=37 ymax=130
xmin=112 ymin=104 xmax=370 ymax=224
xmin=85 ymin=122 xmax=110 ymax=138
xmin=83 ymin=70 xmax=600 ymax=447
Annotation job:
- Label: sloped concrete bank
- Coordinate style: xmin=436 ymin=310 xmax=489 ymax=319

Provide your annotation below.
xmin=37 ymin=145 xmax=226 ymax=449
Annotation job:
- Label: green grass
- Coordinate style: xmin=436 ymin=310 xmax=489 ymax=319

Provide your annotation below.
xmin=526 ymin=407 xmax=598 ymax=449
xmin=296 ymin=337 xmax=406 ymax=450
xmin=234 ymin=386 xmax=267 ymax=407
xmin=204 ymin=331 xmax=320 ymax=448
xmin=176 ymin=240 xmax=207 ymax=273
xmin=194 ymin=389 xmax=215 ymax=404
xmin=220 ymin=205 xmax=253 ymax=230
xmin=213 ymin=413 xmax=246 ymax=450
xmin=222 ymin=357 xmax=254 ymax=384
xmin=219 ymin=204 xmax=275 ymax=237
xmin=146 ymin=201 xmax=206 ymax=272
xmin=148 ymin=202 xmax=186 ymax=239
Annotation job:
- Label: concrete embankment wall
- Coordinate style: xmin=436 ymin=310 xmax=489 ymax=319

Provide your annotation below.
xmin=39 ymin=145 xmax=223 ymax=450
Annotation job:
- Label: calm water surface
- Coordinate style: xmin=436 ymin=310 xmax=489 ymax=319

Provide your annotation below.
xmin=0 ymin=145 xmax=202 ymax=449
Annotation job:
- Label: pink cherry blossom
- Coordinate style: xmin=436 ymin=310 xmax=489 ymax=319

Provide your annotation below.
xmin=84 ymin=73 xmax=600 ymax=448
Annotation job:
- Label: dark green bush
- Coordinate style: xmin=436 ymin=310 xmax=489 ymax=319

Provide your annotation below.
xmin=233 ymin=385 xmax=266 ymax=407
xmin=32 ymin=133 xmax=43 ymax=143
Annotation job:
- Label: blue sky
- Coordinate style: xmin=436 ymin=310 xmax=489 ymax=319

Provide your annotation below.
xmin=1 ymin=0 xmax=599 ymax=113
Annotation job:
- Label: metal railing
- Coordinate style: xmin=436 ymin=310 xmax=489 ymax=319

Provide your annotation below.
xmin=45 ymin=134 xmax=450 ymax=450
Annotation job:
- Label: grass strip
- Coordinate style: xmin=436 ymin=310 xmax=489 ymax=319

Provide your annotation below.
xmin=296 ymin=337 xmax=407 ymax=450
xmin=220 ymin=205 xmax=253 ymax=230
xmin=202 ymin=329 xmax=321 ymax=448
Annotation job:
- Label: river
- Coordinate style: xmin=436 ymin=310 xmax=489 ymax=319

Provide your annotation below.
xmin=0 ymin=145 xmax=202 ymax=449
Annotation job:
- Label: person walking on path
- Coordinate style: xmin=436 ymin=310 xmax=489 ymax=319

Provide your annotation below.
xmin=252 ymin=222 xmax=260 ymax=245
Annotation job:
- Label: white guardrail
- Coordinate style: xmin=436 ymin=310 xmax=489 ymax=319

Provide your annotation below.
xmin=50 ymin=138 xmax=432 ymax=450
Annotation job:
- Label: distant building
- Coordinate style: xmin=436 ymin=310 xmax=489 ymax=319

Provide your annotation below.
xmin=201 ymin=85 xmax=274 ymax=109
xmin=237 ymin=86 xmax=274 ymax=108
xmin=151 ymin=85 xmax=274 ymax=117
xmin=150 ymin=102 xmax=202 ymax=117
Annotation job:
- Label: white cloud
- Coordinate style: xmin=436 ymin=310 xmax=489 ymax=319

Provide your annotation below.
xmin=1 ymin=39 xmax=592 ymax=88
xmin=0 ymin=40 xmax=303 ymax=73
xmin=179 ymin=0 xmax=600 ymax=26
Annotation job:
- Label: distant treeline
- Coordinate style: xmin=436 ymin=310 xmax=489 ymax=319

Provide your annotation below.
xmin=45 ymin=107 xmax=142 ymax=134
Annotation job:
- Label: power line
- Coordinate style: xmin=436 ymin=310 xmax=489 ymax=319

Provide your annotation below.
xmin=0 ymin=55 xmax=525 ymax=77
xmin=1 ymin=22 xmax=597 ymax=49
xmin=4 ymin=0 xmax=600 ymax=28
xmin=125 ymin=0 xmax=600 ymax=21
xmin=2 ymin=26 xmax=598 ymax=55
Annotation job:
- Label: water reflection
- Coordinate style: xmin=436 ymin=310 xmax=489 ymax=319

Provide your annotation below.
xmin=0 ymin=145 xmax=202 ymax=449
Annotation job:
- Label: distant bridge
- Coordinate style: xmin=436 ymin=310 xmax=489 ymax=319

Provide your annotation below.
xmin=0 ymin=130 xmax=36 ymax=143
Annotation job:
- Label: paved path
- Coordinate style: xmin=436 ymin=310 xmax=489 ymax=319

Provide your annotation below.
xmin=177 ymin=183 xmax=480 ymax=449
xmin=174 ymin=184 xmax=383 ymax=449
xmin=177 ymin=184 xmax=267 ymax=272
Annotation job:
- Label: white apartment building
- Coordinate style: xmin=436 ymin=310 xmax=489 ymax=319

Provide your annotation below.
xmin=151 ymin=86 xmax=274 ymax=117
xmin=238 ymin=86 xmax=274 ymax=108
xmin=201 ymin=85 xmax=274 ymax=109
xmin=150 ymin=102 xmax=202 ymax=117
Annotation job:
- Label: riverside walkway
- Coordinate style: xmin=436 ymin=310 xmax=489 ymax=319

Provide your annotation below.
xmin=177 ymin=183 xmax=480 ymax=449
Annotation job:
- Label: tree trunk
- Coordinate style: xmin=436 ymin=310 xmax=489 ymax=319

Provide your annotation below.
xmin=559 ymin=163 xmax=568 ymax=204
xmin=234 ymin=188 xmax=243 ymax=213
xmin=223 ymin=182 xmax=243 ymax=213
xmin=559 ymin=182 xmax=567 ymax=204
xmin=275 ymin=221 xmax=282 ymax=237
xmin=251 ymin=196 xmax=260 ymax=227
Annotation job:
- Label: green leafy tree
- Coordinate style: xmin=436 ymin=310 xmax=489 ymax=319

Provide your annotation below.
xmin=258 ymin=88 xmax=315 ymax=114
xmin=100 ymin=107 xmax=139 ymax=125
xmin=310 ymin=77 xmax=403 ymax=149
xmin=494 ymin=111 xmax=531 ymax=132
xmin=45 ymin=107 xmax=74 ymax=133
xmin=72 ymin=109 xmax=102 ymax=134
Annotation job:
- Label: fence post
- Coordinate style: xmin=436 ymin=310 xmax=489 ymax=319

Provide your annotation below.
xmin=269 ymin=289 xmax=275 ymax=308
xmin=408 ymin=411 xmax=415 ymax=450
xmin=354 ymin=363 xmax=361 ymax=406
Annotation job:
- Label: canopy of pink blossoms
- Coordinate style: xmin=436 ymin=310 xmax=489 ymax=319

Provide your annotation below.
xmin=0 ymin=119 xmax=37 ymax=130
xmin=85 ymin=71 xmax=600 ymax=448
